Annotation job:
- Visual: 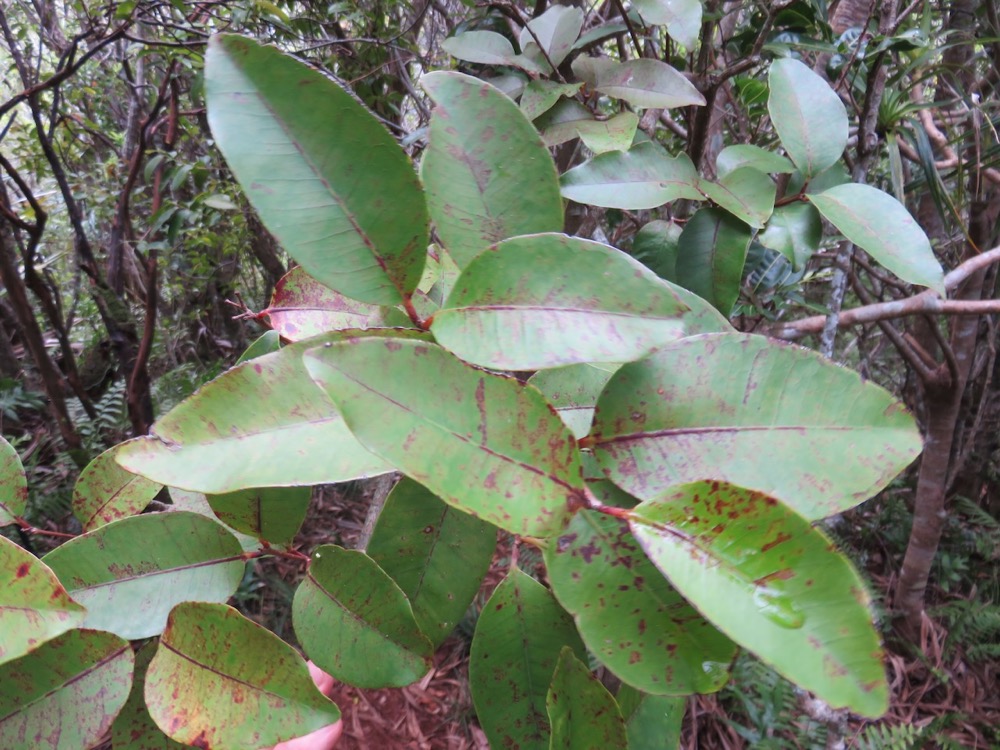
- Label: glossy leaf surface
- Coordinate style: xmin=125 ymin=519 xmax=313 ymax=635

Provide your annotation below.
xmin=810 ymin=183 xmax=945 ymax=294
xmin=432 ymin=234 xmax=687 ymax=369
xmin=293 ymin=544 xmax=433 ymax=688
xmin=561 ymin=142 xmax=701 ymax=209
xmin=205 ymin=35 xmax=426 ymax=304
xmin=519 ymin=5 xmax=584 ymax=69
xmin=0 ymin=435 xmax=27 ymax=525
xmin=44 ymin=511 xmax=244 ymax=639
xmin=0 ymin=536 xmax=85 ymax=666
xmin=207 ymin=486 xmax=310 ymax=546
xmin=470 ymin=568 xmax=586 ymax=750
xmin=629 ymin=481 xmax=888 ymax=717
xmin=547 ymin=647 xmax=628 ymax=750
xmin=421 ymin=71 xmax=563 ymax=268
xmin=442 ymin=31 xmax=519 ymax=66
xmin=675 ymin=208 xmax=752 ymax=316
xmin=304 ymin=338 xmax=584 ymax=536
xmin=73 ymin=445 xmax=162 ymax=531
xmin=716 ymin=145 xmax=795 ymax=177
xmin=545 ymin=510 xmax=735 ymax=694
xmin=0 ymin=628 xmax=133 ymax=750
xmin=367 ymin=478 xmax=496 ymax=646
xmin=767 ymin=58 xmax=848 ymax=177
xmin=760 ymin=202 xmax=823 ymax=270
xmin=591 ymin=333 xmax=923 ymax=519
xmin=146 ymin=602 xmax=340 ymax=749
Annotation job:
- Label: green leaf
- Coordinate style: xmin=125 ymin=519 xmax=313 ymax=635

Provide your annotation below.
xmin=304 ymin=338 xmax=583 ymax=536
xmin=293 ymin=544 xmax=432 ymax=688
xmin=442 ymin=30 xmax=519 ymax=66
xmin=0 ymin=628 xmax=133 ymax=749
xmin=545 ymin=511 xmax=735 ymax=694
xmin=0 ymin=435 xmax=27 ymax=525
xmin=759 ymin=202 xmax=823 ymax=270
xmin=716 ymin=144 xmax=796 ymax=177
xmin=205 ymin=34 xmax=427 ymax=304
xmin=547 ymin=647 xmax=628 ymax=750
xmin=168 ymin=488 xmax=262 ymax=552
xmin=631 ymin=220 xmax=682 ymax=281
xmin=674 ymin=207 xmax=752 ymax=316
xmin=421 ymin=71 xmax=563 ymax=268
xmin=809 ymin=183 xmax=945 ymax=294
xmin=767 ymin=58 xmax=848 ymax=177
xmin=535 ymin=99 xmax=595 ymax=147
xmin=632 ymin=0 xmax=702 ymax=49
xmin=237 ymin=330 xmax=282 ymax=363
xmin=72 ymin=445 xmax=163 ymax=530
xmin=697 ymin=167 xmax=776 ymax=228
xmin=573 ymin=57 xmax=706 ymax=109
xmin=207 ymin=486 xmax=310 ymax=546
xmin=629 ymin=481 xmax=889 ymax=717
xmin=265 ymin=267 xmax=412 ymax=342
xmin=111 ymin=643 xmax=189 ymax=749
xmin=0 ymin=536 xmax=85 ymax=666
xmin=575 ymin=112 xmax=639 ymax=153
xmin=43 ymin=511 xmax=244 ymax=640
xmin=470 ymin=568 xmax=586 ymax=750
xmin=617 ymin=686 xmax=685 ymax=750
xmin=529 ymin=364 xmax=618 ymax=439
xmin=519 ymin=5 xmax=585 ymax=69
xmin=367 ymin=477 xmax=496 ymax=646
xmin=116 ymin=331 xmax=418 ymax=493
xmin=146 ymin=602 xmax=341 ymax=749
xmin=590 ymin=333 xmax=923 ymax=519
xmin=560 ymin=142 xmax=702 ymax=209
xmin=520 ymin=80 xmax=583 ymax=121
xmin=431 ymin=234 xmax=687 ymax=369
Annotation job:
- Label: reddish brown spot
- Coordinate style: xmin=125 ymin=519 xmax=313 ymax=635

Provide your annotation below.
xmin=253 ymin=363 xmax=263 ymax=374
xmin=761 ymin=532 xmax=793 ymax=553
xmin=16 ymin=563 xmax=29 ymax=578
xmin=629 ymin=651 xmax=641 ymax=664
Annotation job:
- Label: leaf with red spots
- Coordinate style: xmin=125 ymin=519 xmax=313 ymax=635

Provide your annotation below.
xmin=43 ymin=511 xmax=245 ymax=640
xmin=420 ymin=72 xmax=564 ymax=268
xmin=629 ymin=480 xmax=888 ymax=718
xmin=304 ymin=338 xmax=584 ymax=536
xmin=205 ymin=35 xmax=427 ymax=305
xmin=366 ymin=477 xmax=496 ymax=647
xmin=617 ymin=685 xmax=685 ymax=750
xmin=529 ymin=362 xmax=619 ymax=439
xmin=431 ymin=234 xmax=688 ymax=370
xmin=116 ymin=330 xmax=431 ymax=494
xmin=591 ymin=333 xmax=922 ymax=519
xmin=145 ymin=602 xmax=340 ymax=750
xmin=547 ymin=647 xmax=628 ymax=750
xmin=0 ymin=536 xmax=85 ymax=666
xmin=73 ymin=445 xmax=163 ymax=531
xmin=293 ymin=545 xmax=433 ymax=688
xmin=264 ymin=267 xmax=413 ymax=342
xmin=207 ymin=486 xmax=310 ymax=546
xmin=0 ymin=628 xmax=133 ymax=749
xmin=0 ymin=435 xmax=27 ymax=525
xmin=111 ymin=642 xmax=189 ymax=749
xmin=545 ymin=509 xmax=735 ymax=695
xmin=470 ymin=568 xmax=587 ymax=750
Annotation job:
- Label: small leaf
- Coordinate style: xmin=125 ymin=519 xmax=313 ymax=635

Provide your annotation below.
xmin=561 ymin=142 xmax=702 ymax=209
xmin=575 ymin=111 xmax=639 ymax=153
xmin=535 ymin=99 xmax=595 ymax=147
xmin=810 ymin=183 xmax=945 ymax=294
xmin=545 ymin=511 xmax=735 ymax=695
xmin=529 ymin=364 xmax=618 ymax=439
xmin=547 ymin=647 xmax=628 ymax=750
xmin=674 ymin=207 xmax=752 ymax=316
xmin=632 ymin=0 xmax=702 ymax=49
xmin=716 ymin=144 xmax=795 ymax=177
xmin=590 ymin=333 xmax=923 ymax=519
xmin=0 ymin=536 xmax=85 ymax=666
xmin=759 ymin=202 xmax=823 ymax=270
xmin=519 ymin=5 xmax=585 ymax=69
xmin=207 ymin=486 xmax=311 ymax=546
xmin=73 ymin=445 xmax=163 ymax=530
xmin=115 ymin=331 xmax=422 ymax=493
xmin=442 ymin=30 xmax=519 ymax=66
xmin=304 ymin=338 xmax=584 ymax=536
xmin=629 ymin=481 xmax=888 ymax=717
xmin=265 ymin=267 xmax=412 ymax=341
xmin=146 ymin=602 xmax=341 ymax=749
xmin=111 ymin=643 xmax=189 ymax=749
xmin=768 ymin=58 xmax=848 ymax=177
xmin=574 ymin=57 xmax=706 ymax=109
xmin=617 ymin=686 xmax=685 ymax=750
xmin=697 ymin=167 xmax=776 ymax=228
xmin=631 ymin=220 xmax=682 ymax=281
xmin=470 ymin=568 xmax=587 ymax=750
xmin=0 ymin=435 xmax=27 ymax=525
xmin=421 ymin=71 xmax=563 ymax=268
xmin=43 ymin=511 xmax=245 ymax=639
xmin=520 ymin=80 xmax=583 ymax=121
xmin=237 ymin=330 xmax=282 ymax=362
xmin=0 ymin=628 xmax=133 ymax=750
xmin=294 ymin=545 xmax=432 ymax=688
xmin=431 ymin=233 xmax=688 ymax=369
xmin=205 ymin=35 xmax=427 ymax=304
xmin=367 ymin=478 xmax=496 ymax=646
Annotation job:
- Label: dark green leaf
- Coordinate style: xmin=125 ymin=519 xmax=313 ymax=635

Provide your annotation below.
xmin=0 ymin=435 xmax=27 ymax=525
xmin=674 ymin=208 xmax=752 ymax=316
xmin=207 ymin=486 xmax=310 ymax=546
xmin=759 ymin=202 xmax=823 ymax=270
xmin=697 ymin=167 xmax=776 ymax=228
xmin=111 ymin=643 xmax=188 ymax=749
xmin=547 ymin=647 xmax=628 ymax=750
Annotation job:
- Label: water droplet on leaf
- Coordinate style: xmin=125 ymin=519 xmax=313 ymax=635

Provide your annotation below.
xmin=753 ymin=587 xmax=805 ymax=629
